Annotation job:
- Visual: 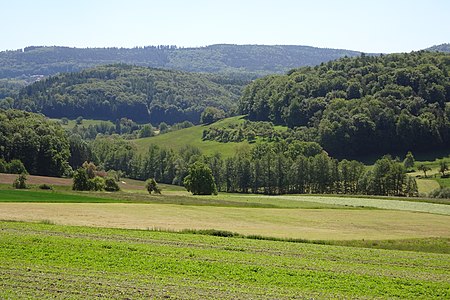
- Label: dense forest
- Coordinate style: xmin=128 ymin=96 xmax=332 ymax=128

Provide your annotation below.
xmin=12 ymin=65 xmax=245 ymax=124
xmin=0 ymin=109 xmax=70 ymax=176
xmin=239 ymin=51 xmax=450 ymax=157
xmin=0 ymin=44 xmax=363 ymax=79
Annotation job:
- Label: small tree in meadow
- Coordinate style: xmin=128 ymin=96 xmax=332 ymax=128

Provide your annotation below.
xmin=439 ymin=160 xmax=448 ymax=177
xmin=418 ymin=164 xmax=431 ymax=178
xmin=145 ymin=178 xmax=161 ymax=194
xmin=403 ymin=151 xmax=415 ymax=172
xmin=13 ymin=173 xmax=27 ymax=189
xmin=183 ymin=161 xmax=218 ymax=195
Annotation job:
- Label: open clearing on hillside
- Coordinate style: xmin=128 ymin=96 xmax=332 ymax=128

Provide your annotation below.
xmin=1 ymin=221 xmax=449 ymax=299
xmin=133 ymin=116 xmax=251 ymax=157
xmin=1 ymin=203 xmax=449 ymax=240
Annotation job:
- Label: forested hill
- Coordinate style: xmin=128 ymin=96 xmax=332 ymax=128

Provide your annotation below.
xmin=239 ymin=51 xmax=450 ymax=157
xmin=0 ymin=44 xmax=362 ymax=79
xmin=14 ymin=64 xmax=245 ymax=124
xmin=427 ymin=43 xmax=450 ymax=52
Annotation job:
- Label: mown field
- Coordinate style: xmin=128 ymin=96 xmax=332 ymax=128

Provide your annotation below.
xmin=1 ymin=221 xmax=449 ymax=299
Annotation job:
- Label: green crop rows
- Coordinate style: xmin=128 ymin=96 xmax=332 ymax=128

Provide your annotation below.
xmin=1 ymin=221 xmax=449 ymax=299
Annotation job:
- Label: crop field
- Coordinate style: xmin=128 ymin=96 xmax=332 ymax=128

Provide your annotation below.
xmin=1 ymin=202 xmax=450 ymax=240
xmin=1 ymin=173 xmax=450 ymax=299
xmin=0 ymin=221 xmax=449 ymax=299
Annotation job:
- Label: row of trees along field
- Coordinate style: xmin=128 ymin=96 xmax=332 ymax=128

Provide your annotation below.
xmin=239 ymin=51 xmax=450 ymax=157
xmin=11 ymin=64 xmax=245 ymax=124
xmin=76 ymin=136 xmax=417 ymax=196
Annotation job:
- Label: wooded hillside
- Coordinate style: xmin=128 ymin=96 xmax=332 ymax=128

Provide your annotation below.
xmin=239 ymin=51 xmax=450 ymax=157
xmin=13 ymin=64 xmax=245 ymax=124
xmin=0 ymin=44 xmax=362 ymax=79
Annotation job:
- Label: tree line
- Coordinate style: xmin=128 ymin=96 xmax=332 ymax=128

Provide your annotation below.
xmin=77 ymin=136 xmax=417 ymax=197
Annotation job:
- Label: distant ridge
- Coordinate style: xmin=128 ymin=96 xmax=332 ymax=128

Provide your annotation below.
xmin=0 ymin=44 xmax=363 ymax=79
xmin=426 ymin=43 xmax=450 ymax=52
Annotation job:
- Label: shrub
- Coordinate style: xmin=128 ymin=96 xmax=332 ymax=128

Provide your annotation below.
xmin=429 ymin=188 xmax=450 ymax=199
xmin=89 ymin=176 xmax=105 ymax=191
xmin=104 ymin=177 xmax=120 ymax=192
xmin=13 ymin=173 xmax=27 ymax=189
xmin=145 ymin=178 xmax=161 ymax=194
xmin=39 ymin=184 xmax=53 ymax=190
xmin=72 ymin=168 xmax=90 ymax=191
xmin=0 ymin=159 xmax=7 ymax=173
xmin=8 ymin=159 xmax=28 ymax=174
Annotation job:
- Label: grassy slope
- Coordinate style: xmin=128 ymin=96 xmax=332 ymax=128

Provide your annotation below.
xmin=133 ymin=116 xmax=252 ymax=157
xmin=49 ymin=118 xmax=115 ymax=129
xmin=0 ymin=221 xmax=449 ymax=299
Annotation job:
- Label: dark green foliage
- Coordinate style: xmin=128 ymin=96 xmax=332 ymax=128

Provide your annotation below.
xmin=104 ymin=177 xmax=120 ymax=192
xmin=72 ymin=168 xmax=90 ymax=191
xmin=68 ymin=134 xmax=95 ymax=170
xmin=12 ymin=173 xmax=27 ymax=189
xmin=403 ymin=151 xmax=415 ymax=171
xmin=7 ymin=159 xmax=28 ymax=174
xmin=0 ymin=159 xmax=7 ymax=173
xmin=75 ymin=116 xmax=83 ymax=125
xmin=0 ymin=45 xmax=362 ymax=79
xmin=38 ymin=184 xmax=53 ymax=190
xmin=139 ymin=124 xmax=154 ymax=138
xmin=145 ymin=178 xmax=161 ymax=194
xmin=0 ymin=109 xmax=70 ymax=176
xmin=15 ymin=65 xmax=244 ymax=124
xmin=200 ymin=107 xmax=225 ymax=124
xmin=240 ymin=52 xmax=450 ymax=157
xmin=184 ymin=162 xmax=218 ymax=195
xmin=439 ymin=160 xmax=449 ymax=177
xmin=359 ymin=156 xmax=416 ymax=196
xmin=429 ymin=187 xmax=450 ymax=198
xmin=418 ymin=164 xmax=432 ymax=177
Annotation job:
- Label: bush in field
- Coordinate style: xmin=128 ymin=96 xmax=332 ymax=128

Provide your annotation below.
xmin=39 ymin=184 xmax=53 ymax=190
xmin=429 ymin=187 xmax=450 ymax=199
xmin=13 ymin=173 xmax=27 ymax=189
xmin=104 ymin=177 xmax=120 ymax=192
xmin=145 ymin=178 xmax=161 ymax=194
xmin=72 ymin=168 xmax=90 ymax=191
xmin=89 ymin=176 xmax=105 ymax=191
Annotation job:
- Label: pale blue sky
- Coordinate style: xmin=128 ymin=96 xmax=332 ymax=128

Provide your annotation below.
xmin=1 ymin=0 xmax=449 ymax=53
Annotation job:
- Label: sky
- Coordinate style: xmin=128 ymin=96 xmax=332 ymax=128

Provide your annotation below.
xmin=1 ymin=0 xmax=449 ymax=53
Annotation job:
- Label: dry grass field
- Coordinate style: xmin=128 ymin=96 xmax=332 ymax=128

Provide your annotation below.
xmin=0 ymin=202 xmax=449 ymax=240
